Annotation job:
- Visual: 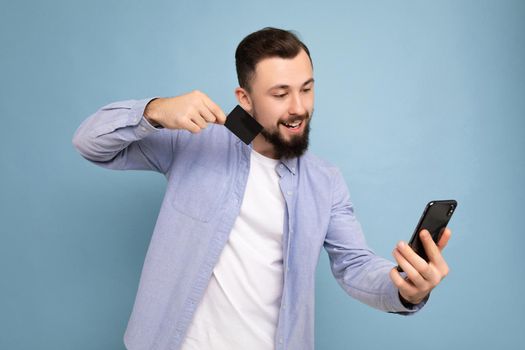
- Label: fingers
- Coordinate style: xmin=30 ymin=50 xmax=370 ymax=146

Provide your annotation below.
xmin=420 ymin=230 xmax=441 ymax=264
xmin=391 ymin=247 xmax=433 ymax=305
xmin=437 ymin=228 xmax=452 ymax=252
xmin=391 ymin=230 xmax=451 ymax=304
xmin=392 ymin=245 xmax=427 ymax=285
xmin=391 ymin=228 xmax=453 ymax=305
xmin=202 ymin=96 xmax=227 ymax=125
xmin=390 ymin=268 xmax=417 ymax=294
xmin=191 ymin=93 xmax=226 ymax=131
xmin=189 ymin=90 xmax=226 ymax=125
xmin=420 ymin=230 xmax=449 ymax=276
xmin=192 ymin=117 xmax=208 ymax=130
xmin=180 ymin=118 xmax=202 ymax=134
xmin=389 ymin=268 xmax=420 ymax=303
xmin=154 ymin=90 xmax=226 ymax=132
xmin=394 ymin=239 xmax=443 ymax=285
xmin=395 ymin=241 xmax=431 ymax=279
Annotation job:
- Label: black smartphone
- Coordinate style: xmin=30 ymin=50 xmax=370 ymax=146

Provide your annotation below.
xmin=397 ymin=200 xmax=457 ymax=271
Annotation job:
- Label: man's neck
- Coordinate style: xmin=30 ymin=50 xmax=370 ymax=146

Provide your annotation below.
xmin=252 ymin=134 xmax=279 ymax=159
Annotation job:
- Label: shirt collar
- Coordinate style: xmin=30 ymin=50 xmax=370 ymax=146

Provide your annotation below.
xmin=280 ymin=157 xmax=297 ymax=175
xmin=238 ymin=139 xmax=298 ymax=175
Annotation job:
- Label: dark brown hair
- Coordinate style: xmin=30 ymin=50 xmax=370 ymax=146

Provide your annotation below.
xmin=235 ymin=27 xmax=312 ymax=91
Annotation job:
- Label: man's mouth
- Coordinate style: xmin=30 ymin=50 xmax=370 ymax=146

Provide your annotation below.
xmin=280 ymin=119 xmax=303 ymax=130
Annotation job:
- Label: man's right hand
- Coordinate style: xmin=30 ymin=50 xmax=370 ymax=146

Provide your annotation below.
xmin=143 ymin=90 xmax=227 ymax=133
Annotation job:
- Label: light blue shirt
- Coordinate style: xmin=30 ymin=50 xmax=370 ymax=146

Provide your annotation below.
xmin=73 ymin=98 xmax=425 ymax=350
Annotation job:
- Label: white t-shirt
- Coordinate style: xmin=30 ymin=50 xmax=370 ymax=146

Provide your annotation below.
xmin=181 ymin=150 xmax=285 ymax=350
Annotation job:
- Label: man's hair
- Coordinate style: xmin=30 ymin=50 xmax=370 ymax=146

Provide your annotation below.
xmin=235 ymin=27 xmax=312 ymax=91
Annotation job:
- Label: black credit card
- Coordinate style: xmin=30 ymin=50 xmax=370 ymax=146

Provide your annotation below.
xmin=224 ymin=105 xmax=263 ymax=145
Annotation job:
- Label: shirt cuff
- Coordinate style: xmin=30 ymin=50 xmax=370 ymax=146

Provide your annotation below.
xmin=142 ymin=97 xmax=165 ymax=129
xmin=399 ymin=291 xmax=430 ymax=310
xmin=129 ymin=98 xmax=162 ymax=139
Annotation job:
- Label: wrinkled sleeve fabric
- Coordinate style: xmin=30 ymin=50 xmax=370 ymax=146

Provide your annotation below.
xmin=72 ymin=98 xmax=176 ymax=175
xmin=324 ymin=168 xmax=427 ymax=314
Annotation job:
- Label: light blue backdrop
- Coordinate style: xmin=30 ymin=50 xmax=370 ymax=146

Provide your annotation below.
xmin=1 ymin=0 xmax=524 ymax=349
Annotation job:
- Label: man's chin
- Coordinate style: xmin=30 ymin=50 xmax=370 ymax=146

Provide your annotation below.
xmin=261 ymin=122 xmax=310 ymax=159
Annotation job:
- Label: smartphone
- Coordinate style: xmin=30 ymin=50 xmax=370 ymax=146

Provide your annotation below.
xmin=397 ymin=200 xmax=457 ymax=271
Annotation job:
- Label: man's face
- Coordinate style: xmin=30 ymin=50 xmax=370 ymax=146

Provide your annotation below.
xmin=244 ymin=49 xmax=314 ymax=159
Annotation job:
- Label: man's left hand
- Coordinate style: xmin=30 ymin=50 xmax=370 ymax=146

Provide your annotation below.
xmin=390 ymin=228 xmax=451 ymax=305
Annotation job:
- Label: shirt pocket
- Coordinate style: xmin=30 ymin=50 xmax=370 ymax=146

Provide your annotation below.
xmin=169 ymin=161 xmax=229 ymax=223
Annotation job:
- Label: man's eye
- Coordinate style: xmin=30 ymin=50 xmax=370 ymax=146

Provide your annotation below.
xmin=274 ymin=93 xmax=287 ymax=98
xmin=303 ymin=88 xmax=312 ymax=93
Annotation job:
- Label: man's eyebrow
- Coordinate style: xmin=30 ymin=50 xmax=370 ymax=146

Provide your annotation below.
xmin=268 ymin=78 xmax=315 ymax=91
xmin=302 ymin=78 xmax=315 ymax=86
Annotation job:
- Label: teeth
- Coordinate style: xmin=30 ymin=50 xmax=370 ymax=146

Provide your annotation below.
xmin=285 ymin=120 xmax=301 ymax=127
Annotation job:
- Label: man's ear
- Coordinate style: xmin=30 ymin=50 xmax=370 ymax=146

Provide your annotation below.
xmin=234 ymin=87 xmax=253 ymax=114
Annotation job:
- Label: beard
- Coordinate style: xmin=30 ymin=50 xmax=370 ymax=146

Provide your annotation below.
xmin=255 ymin=109 xmax=312 ymax=160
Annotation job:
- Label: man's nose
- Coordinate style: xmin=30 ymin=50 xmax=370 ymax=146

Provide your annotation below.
xmin=288 ymin=92 xmax=306 ymax=116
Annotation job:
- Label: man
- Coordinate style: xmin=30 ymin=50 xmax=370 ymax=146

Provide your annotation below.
xmin=73 ymin=27 xmax=451 ymax=350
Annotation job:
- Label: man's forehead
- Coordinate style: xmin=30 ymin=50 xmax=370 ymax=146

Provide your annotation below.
xmin=252 ymin=50 xmax=313 ymax=88
xmin=268 ymin=78 xmax=315 ymax=90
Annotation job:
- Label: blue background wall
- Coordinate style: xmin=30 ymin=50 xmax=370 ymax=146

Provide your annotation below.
xmin=1 ymin=0 xmax=524 ymax=349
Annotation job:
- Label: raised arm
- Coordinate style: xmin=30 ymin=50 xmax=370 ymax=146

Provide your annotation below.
xmin=72 ymin=91 xmax=226 ymax=174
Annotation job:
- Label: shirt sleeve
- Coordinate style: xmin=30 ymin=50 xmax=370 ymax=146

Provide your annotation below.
xmin=324 ymin=168 xmax=427 ymax=314
xmin=72 ymin=98 xmax=176 ymax=174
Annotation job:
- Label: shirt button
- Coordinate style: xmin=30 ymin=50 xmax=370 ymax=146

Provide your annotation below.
xmin=279 ymin=164 xmax=284 ymax=169
xmin=287 ymin=191 xmax=293 ymax=196
xmin=279 ymin=338 xmax=283 ymax=344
